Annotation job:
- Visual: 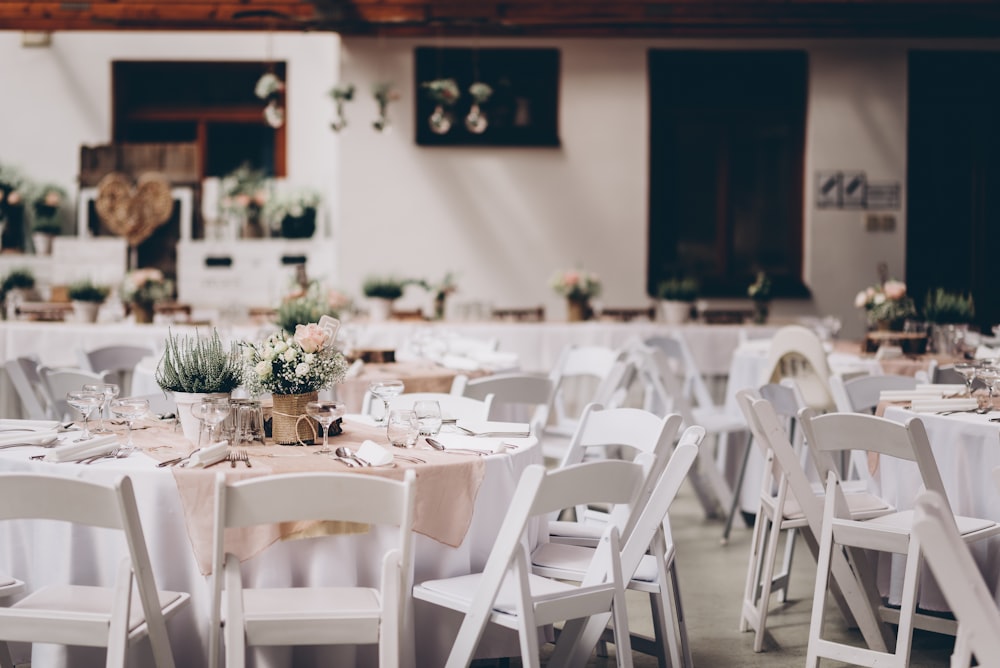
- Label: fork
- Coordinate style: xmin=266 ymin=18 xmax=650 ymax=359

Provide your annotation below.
xmin=238 ymin=449 xmax=251 ymax=468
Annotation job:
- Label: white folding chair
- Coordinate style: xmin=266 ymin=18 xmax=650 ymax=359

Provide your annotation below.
xmin=0 ymin=577 xmax=23 ymax=603
xmin=38 ymin=366 xmax=113 ymax=421
xmin=3 ymin=355 xmax=52 ymax=420
xmin=631 ymin=344 xmax=745 ymax=518
xmin=546 ymin=344 xmax=627 ymax=437
xmin=451 ymin=371 xmax=556 ymax=436
xmin=412 ymin=459 xmax=648 ymax=668
xmin=534 ymin=425 xmax=704 ymax=668
xmin=0 ymin=473 xmax=190 ymax=668
xmin=741 ymin=395 xmax=894 ymax=655
xmin=913 ymin=489 xmax=1000 ymax=668
xmin=829 ymin=373 xmax=918 ymax=414
xmin=208 ymin=470 xmax=417 ymax=668
xmin=760 ymin=325 xmax=837 ymax=412
xmin=800 ymin=411 xmax=1000 ymax=668
xmin=644 ymin=334 xmax=718 ymax=412
xmin=77 ymin=344 xmax=154 ymax=396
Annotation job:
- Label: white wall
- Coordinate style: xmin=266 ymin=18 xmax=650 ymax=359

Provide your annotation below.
xmin=2 ymin=32 xmax=997 ymax=332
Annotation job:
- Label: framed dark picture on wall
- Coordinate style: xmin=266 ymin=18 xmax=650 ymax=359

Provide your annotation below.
xmin=414 ymin=47 xmax=560 ymax=147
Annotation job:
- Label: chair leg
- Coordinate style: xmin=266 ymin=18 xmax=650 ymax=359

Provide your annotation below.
xmin=721 ymin=434 xmax=754 ymax=544
xmin=775 ymin=527 xmax=798 ymax=603
xmin=739 ymin=501 xmax=770 ymax=634
xmin=951 ymin=625 xmax=972 ymax=668
xmin=666 ymin=560 xmax=693 ymax=668
xmin=805 ymin=508 xmax=836 ymax=668
xmin=646 ymin=591 xmax=670 ymax=668
xmin=890 ymin=545 xmax=923 ymax=668
xmin=752 ymin=511 xmax=786 ymax=652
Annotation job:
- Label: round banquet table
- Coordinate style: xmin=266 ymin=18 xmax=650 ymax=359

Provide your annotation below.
xmin=0 ymin=416 xmax=542 ymax=668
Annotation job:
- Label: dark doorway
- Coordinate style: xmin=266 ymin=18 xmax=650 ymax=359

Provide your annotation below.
xmin=908 ymin=51 xmax=1000 ymax=331
xmin=648 ymin=50 xmax=808 ymax=298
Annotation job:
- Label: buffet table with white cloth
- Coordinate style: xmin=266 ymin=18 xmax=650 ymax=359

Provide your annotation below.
xmin=0 ymin=416 xmax=542 ymax=667
xmin=877 ymin=405 xmax=1000 ymax=610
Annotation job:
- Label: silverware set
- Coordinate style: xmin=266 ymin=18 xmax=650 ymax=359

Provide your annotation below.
xmin=229 ymin=449 xmax=251 ymax=468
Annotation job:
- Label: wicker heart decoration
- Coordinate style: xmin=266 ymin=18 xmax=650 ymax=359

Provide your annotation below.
xmin=94 ymin=172 xmax=174 ymax=246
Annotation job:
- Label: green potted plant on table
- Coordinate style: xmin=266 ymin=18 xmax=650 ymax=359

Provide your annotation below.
xmin=362 ymin=276 xmax=408 ymax=322
xmin=67 ymin=279 xmax=109 ymax=323
xmin=276 ymin=280 xmax=350 ymax=334
xmin=155 ymin=328 xmax=243 ymax=445
xmin=121 ymin=268 xmax=173 ymax=324
xmin=2 ymin=268 xmax=37 ymax=320
xmin=747 ymin=272 xmax=773 ymax=324
xmin=923 ymin=288 xmax=975 ymax=355
xmin=263 ymin=189 xmax=322 ymax=239
xmin=29 ymin=183 xmax=67 ymax=255
xmin=656 ymin=277 xmax=698 ymax=324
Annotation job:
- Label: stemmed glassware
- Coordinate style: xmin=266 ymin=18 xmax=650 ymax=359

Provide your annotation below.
xmin=110 ymin=397 xmax=149 ymax=449
xmin=83 ymin=382 xmax=120 ymax=433
xmin=953 ymin=362 xmax=979 ymax=397
xmin=193 ymin=397 xmax=231 ymax=445
xmin=368 ymin=379 xmax=404 ymax=426
xmin=66 ymin=389 xmax=103 ymax=441
xmin=306 ymin=400 xmax=344 ymax=454
xmin=974 ymin=366 xmax=1000 ymax=413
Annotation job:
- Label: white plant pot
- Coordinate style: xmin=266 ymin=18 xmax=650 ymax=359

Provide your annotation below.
xmin=72 ymin=300 xmax=101 ymax=323
xmin=172 ymin=391 xmax=229 ymax=445
xmin=368 ymin=297 xmax=393 ymax=322
xmin=660 ymin=300 xmax=692 ymax=324
xmin=32 ymin=232 xmax=54 ymax=256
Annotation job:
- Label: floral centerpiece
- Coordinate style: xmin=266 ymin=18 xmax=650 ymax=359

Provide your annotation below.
xmin=747 ymin=271 xmax=772 ymax=324
xmin=551 ymin=269 xmax=601 ymax=322
xmin=218 ymin=163 xmax=271 ymax=237
xmin=121 ymin=268 xmax=173 ymax=323
xmin=854 ymin=279 xmax=916 ymax=330
xmin=276 ymin=280 xmax=350 ymax=334
xmin=242 ymin=321 xmax=348 ymax=444
xmin=263 ymin=188 xmax=321 ymax=238
xmin=422 ymin=78 xmax=460 ymax=134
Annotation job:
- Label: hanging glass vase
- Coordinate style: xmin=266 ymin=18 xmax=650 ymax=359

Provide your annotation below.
xmin=429 ymin=105 xmax=453 ymax=134
xmin=465 ymin=103 xmax=488 ymax=134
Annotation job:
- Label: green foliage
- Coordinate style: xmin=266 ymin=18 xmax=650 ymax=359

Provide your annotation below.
xmin=2 ymin=269 xmax=35 ymax=293
xmin=362 ymin=275 xmax=407 ymax=300
xmin=155 ymin=328 xmax=243 ymax=394
xmin=67 ymin=279 xmax=110 ymax=303
xmin=657 ymin=277 xmax=698 ymax=302
xmin=747 ymin=272 xmax=772 ymax=302
xmin=276 ymin=282 xmax=344 ymax=334
xmin=923 ymin=288 xmax=975 ymax=324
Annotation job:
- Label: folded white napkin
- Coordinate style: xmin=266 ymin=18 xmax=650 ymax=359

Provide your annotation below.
xmin=0 ymin=419 xmax=59 ymax=432
xmin=344 ymin=359 xmax=365 ymax=379
xmin=880 ymin=389 xmax=946 ymax=402
xmin=910 ymin=398 xmax=979 ymax=413
xmin=440 ymin=354 xmax=482 ymax=372
xmin=468 ymin=350 xmax=520 ymax=370
xmin=457 ymin=420 xmax=531 ymax=437
xmin=915 ymin=384 xmax=966 ymax=395
xmin=44 ymin=434 xmax=119 ymax=463
xmin=975 ymin=345 xmax=999 ymax=360
xmin=0 ymin=428 xmax=60 ymax=447
xmin=429 ymin=434 xmax=506 ymax=454
xmin=356 ymin=440 xmax=393 ymax=466
xmin=182 ymin=441 xmax=230 ymax=468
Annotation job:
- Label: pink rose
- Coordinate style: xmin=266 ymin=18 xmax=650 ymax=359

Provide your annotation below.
xmin=293 ymin=323 xmax=329 ymax=353
xmin=854 ymin=290 xmax=869 ymax=308
xmin=883 ymin=280 xmax=907 ymax=300
xmin=6 ymin=191 xmax=20 ymax=206
xmin=43 ymin=191 xmax=61 ymax=207
xmin=564 ymin=271 xmax=579 ymax=286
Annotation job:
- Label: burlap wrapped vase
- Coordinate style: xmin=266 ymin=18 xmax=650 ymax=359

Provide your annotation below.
xmin=271 ymin=391 xmax=318 ymax=445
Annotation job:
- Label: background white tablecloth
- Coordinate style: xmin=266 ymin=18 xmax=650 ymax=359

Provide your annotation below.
xmin=0 ymin=436 xmax=542 ymax=667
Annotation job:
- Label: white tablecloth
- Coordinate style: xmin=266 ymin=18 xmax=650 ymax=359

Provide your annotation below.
xmin=0 ymin=431 xmax=542 ymax=667
xmin=879 ymin=406 xmax=1000 ymax=610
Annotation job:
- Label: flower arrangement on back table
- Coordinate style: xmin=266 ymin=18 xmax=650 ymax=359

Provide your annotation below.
xmin=550 ymin=269 xmax=602 ymax=302
xmin=276 ymin=280 xmax=351 ymax=334
xmin=121 ymin=268 xmax=173 ymax=306
xmin=854 ymin=279 xmax=916 ymax=329
xmin=242 ymin=322 xmax=348 ymax=397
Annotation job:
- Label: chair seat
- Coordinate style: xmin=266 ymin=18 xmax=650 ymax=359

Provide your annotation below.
xmin=415 ymin=570 xmax=580 ymax=617
xmin=532 ymin=542 xmax=675 ymax=586
xmin=1 ymin=584 xmax=186 ymax=642
xmin=690 ymin=408 xmax=746 ymax=433
xmin=770 ymin=491 xmax=892 ymax=522
xmin=242 ymin=587 xmax=382 ymax=645
xmin=862 ymin=510 xmax=998 ymax=537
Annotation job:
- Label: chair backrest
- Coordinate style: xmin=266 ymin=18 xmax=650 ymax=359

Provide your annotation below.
xmin=548 ymin=344 xmax=628 ymax=428
xmin=912 ymin=489 xmax=1000 ymax=665
xmin=830 ymin=373 xmax=918 ymax=414
xmin=380 ymin=392 xmax=493 ymax=422
xmin=4 ymin=355 xmax=52 ymax=419
xmin=0 ymin=473 xmax=177 ymax=663
xmin=645 ymin=334 xmax=716 ymax=409
xmin=77 ymin=344 xmax=154 ymax=395
xmin=760 ymin=325 xmax=835 ymax=411
xmin=558 ymin=403 xmax=684 ymax=527
xmin=799 ymin=410 xmax=950 ymax=513
xmin=630 ymin=344 xmax=702 ymax=428
xmin=210 ymin=470 xmax=416 ymax=663
xmin=38 ymin=366 xmax=113 ymax=421
xmin=452 ymin=372 xmax=556 ymax=434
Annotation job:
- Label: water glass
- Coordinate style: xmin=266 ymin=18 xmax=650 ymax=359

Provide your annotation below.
xmin=369 ymin=379 xmax=404 ymax=425
xmin=413 ymin=400 xmax=443 ymax=436
xmin=386 ymin=409 xmax=419 ymax=448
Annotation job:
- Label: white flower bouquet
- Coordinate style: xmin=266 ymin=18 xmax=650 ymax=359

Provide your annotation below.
xmin=242 ymin=322 xmax=348 ymax=396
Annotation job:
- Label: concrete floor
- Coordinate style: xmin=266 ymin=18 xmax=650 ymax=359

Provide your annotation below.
xmin=491 ymin=478 xmax=956 ymax=667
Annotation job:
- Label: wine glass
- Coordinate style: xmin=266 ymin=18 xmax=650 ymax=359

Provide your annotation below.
xmin=110 ymin=397 xmax=149 ymax=449
xmin=386 ymin=409 xmax=419 ymax=448
xmin=306 ymin=400 xmax=344 ymax=454
xmin=83 ymin=382 xmax=120 ymax=433
xmin=193 ymin=397 xmax=231 ymax=444
xmin=368 ymin=379 xmax=404 ymax=425
xmin=413 ymin=399 xmax=443 ymax=436
xmin=953 ymin=362 xmax=978 ymax=397
xmin=974 ymin=366 xmax=1000 ymax=413
xmin=66 ymin=389 xmax=103 ymax=441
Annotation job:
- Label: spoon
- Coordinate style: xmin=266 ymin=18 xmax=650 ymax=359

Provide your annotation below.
xmin=340 ymin=446 xmax=371 ymax=467
xmin=157 ymin=447 xmax=202 ymax=468
xmin=334 ymin=446 xmax=362 ymax=467
xmin=0 ymin=436 xmax=60 ymax=450
xmin=425 ymin=438 xmax=486 ymax=456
